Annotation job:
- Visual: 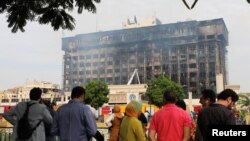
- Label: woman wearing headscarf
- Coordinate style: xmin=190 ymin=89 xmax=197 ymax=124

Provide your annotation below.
xmin=105 ymin=104 xmax=124 ymax=141
xmin=119 ymin=100 xmax=146 ymax=141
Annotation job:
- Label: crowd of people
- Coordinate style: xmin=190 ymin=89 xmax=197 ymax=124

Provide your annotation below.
xmin=3 ymin=86 xmax=240 ymax=141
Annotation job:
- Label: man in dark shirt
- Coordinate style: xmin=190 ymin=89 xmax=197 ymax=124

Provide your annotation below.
xmin=138 ymin=111 xmax=148 ymax=140
xmin=176 ymin=99 xmax=186 ymax=110
xmin=138 ymin=112 xmax=148 ymax=127
xmin=197 ymin=89 xmax=239 ymax=141
xmin=195 ymin=89 xmax=216 ymax=141
xmin=199 ymin=89 xmax=216 ymax=108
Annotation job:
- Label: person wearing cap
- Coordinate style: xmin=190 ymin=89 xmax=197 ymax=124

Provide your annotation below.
xmin=105 ymin=104 xmax=124 ymax=141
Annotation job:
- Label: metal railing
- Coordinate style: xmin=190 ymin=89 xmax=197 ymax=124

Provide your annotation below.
xmin=0 ymin=127 xmax=61 ymax=141
xmin=0 ymin=127 xmax=13 ymax=141
xmin=0 ymin=126 xmax=108 ymax=141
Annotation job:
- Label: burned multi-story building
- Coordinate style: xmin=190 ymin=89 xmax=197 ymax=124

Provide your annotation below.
xmin=62 ymin=18 xmax=228 ymax=98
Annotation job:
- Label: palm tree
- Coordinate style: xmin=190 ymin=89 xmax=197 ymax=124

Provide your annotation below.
xmin=238 ymin=94 xmax=250 ymax=113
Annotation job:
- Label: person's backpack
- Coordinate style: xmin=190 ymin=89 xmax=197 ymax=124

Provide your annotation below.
xmin=17 ymin=102 xmax=42 ymax=140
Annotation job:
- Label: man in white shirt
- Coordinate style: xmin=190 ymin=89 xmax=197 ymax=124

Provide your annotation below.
xmin=144 ymin=110 xmax=150 ymax=122
xmin=85 ymin=98 xmax=98 ymax=120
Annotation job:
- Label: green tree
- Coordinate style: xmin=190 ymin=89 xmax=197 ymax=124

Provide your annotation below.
xmin=85 ymin=80 xmax=109 ymax=109
xmin=0 ymin=0 xmax=100 ymax=33
xmin=238 ymin=94 xmax=250 ymax=113
xmin=146 ymin=75 xmax=185 ymax=107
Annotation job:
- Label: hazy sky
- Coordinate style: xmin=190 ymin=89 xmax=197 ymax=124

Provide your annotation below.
xmin=1 ymin=0 xmax=250 ymax=92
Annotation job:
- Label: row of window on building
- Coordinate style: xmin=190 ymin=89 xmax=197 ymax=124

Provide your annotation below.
xmin=68 ymin=48 xmax=216 ymax=61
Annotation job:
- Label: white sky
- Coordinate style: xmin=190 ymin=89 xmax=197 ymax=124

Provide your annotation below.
xmin=0 ymin=0 xmax=250 ymax=92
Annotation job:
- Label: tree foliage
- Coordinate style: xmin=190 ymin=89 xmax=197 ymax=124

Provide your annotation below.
xmin=0 ymin=0 xmax=100 ymax=33
xmin=237 ymin=94 xmax=250 ymax=113
xmin=146 ymin=75 xmax=185 ymax=107
xmin=85 ymin=80 xmax=109 ymax=109
xmin=2 ymin=0 xmax=250 ymax=32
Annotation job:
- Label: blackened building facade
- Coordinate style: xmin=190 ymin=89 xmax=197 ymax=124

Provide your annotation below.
xmin=62 ymin=18 xmax=228 ymax=98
